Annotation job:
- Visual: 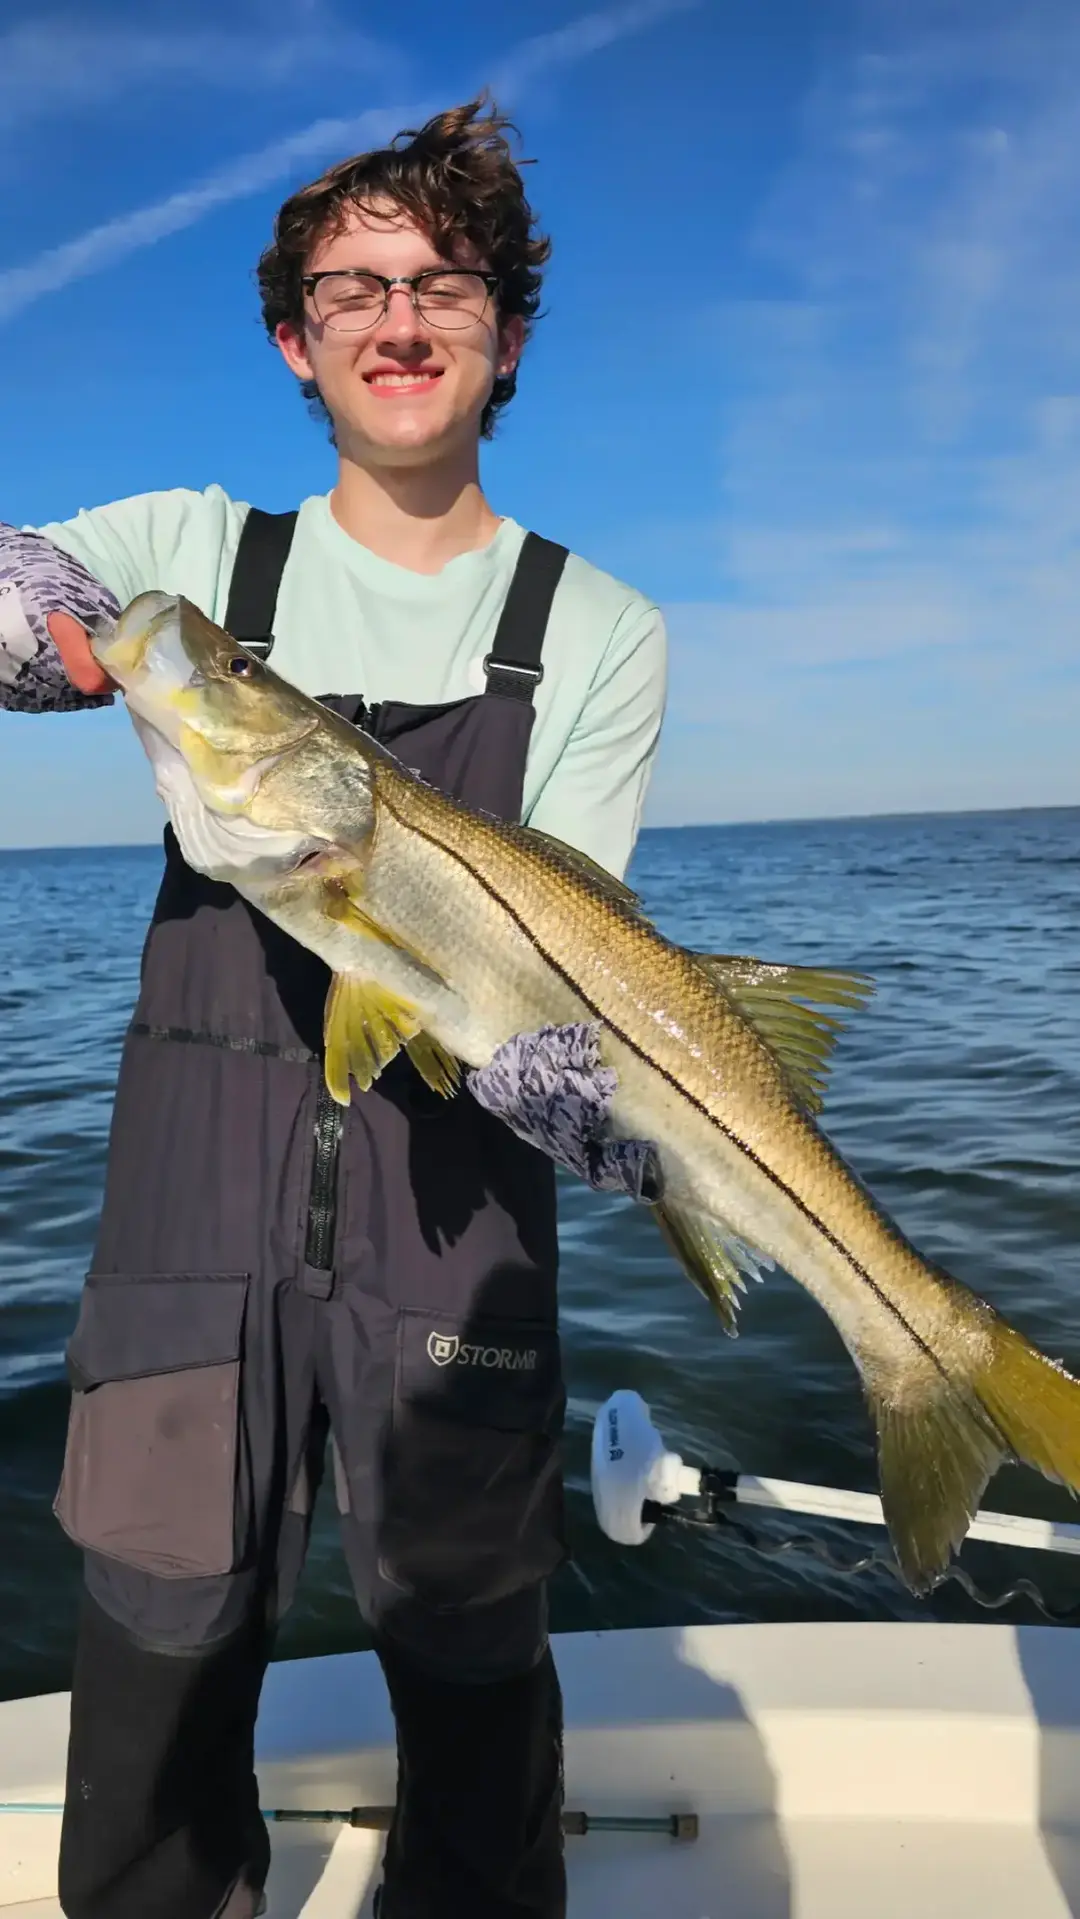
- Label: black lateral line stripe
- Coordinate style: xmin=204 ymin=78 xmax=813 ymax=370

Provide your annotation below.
xmin=382 ymin=793 xmax=952 ymax=1383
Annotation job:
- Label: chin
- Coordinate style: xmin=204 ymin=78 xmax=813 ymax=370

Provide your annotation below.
xmin=351 ymin=404 xmax=480 ymax=465
xmin=367 ymin=429 xmax=454 ymax=468
xmin=376 ymin=413 xmax=449 ymax=448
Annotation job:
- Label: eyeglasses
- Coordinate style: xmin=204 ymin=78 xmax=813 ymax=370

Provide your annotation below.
xmin=301 ymin=268 xmax=500 ymax=333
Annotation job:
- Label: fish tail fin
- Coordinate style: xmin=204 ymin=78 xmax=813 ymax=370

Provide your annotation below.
xmin=871 ymin=1306 xmax=1080 ymax=1594
xmin=979 ymin=1317 xmax=1080 ymax=1492
xmin=873 ymin=1381 xmax=1005 ymax=1594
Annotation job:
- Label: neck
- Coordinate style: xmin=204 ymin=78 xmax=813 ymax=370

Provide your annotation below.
xmin=329 ymin=443 xmax=502 ymax=574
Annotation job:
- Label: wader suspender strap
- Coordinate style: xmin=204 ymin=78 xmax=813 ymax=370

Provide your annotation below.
xmin=224 ymin=507 xmax=299 ymax=660
xmin=483 ymin=532 xmax=569 ymax=703
xmin=224 ymin=510 xmax=568 ymax=708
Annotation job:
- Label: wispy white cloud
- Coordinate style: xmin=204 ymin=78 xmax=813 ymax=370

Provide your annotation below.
xmin=488 ymin=0 xmax=701 ymax=102
xmin=0 ymin=0 xmax=699 ymax=327
xmin=0 ymin=12 xmax=407 ymax=132
xmin=0 ymin=109 xmax=424 ymax=323
xmin=632 ymin=0 xmax=1080 ymax=823
xmin=707 ymin=0 xmax=1080 ymax=668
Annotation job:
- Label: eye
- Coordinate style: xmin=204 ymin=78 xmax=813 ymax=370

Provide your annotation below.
xmin=228 ymin=654 xmax=257 ymax=678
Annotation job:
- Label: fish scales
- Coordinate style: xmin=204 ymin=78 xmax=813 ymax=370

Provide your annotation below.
xmin=371 ymin=762 xmax=942 ymax=1344
xmin=90 ymin=590 xmax=1080 ymax=1597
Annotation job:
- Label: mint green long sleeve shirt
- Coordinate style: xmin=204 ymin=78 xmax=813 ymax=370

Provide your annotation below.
xmin=34 ymin=485 xmax=667 ymax=880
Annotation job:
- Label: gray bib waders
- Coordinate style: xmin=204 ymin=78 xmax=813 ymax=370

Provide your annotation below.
xmin=54 ymin=512 xmax=571 ymax=1919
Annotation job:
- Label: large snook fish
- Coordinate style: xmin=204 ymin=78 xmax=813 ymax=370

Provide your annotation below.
xmin=94 ymin=590 xmax=1080 ymax=1594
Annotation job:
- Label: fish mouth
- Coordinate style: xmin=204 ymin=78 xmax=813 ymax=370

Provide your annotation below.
xmin=90 ymin=590 xmax=178 ymax=685
xmin=91 ymin=593 xmax=210 ymax=756
xmin=98 ymin=593 xmax=322 ymax=805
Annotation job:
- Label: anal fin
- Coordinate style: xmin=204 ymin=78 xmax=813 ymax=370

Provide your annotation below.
xmin=652 ymin=1200 xmax=772 ymax=1338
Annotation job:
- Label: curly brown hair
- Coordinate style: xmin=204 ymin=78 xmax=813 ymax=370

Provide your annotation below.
xmin=256 ymin=96 xmax=550 ymax=440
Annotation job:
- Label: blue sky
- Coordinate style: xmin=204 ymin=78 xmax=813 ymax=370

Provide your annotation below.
xmin=1 ymin=0 xmax=1078 ymax=847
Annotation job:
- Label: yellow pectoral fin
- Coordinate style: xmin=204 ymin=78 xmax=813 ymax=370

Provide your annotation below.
xmin=323 ymin=975 xmax=423 ymax=1103
xmin=322 ymin=881 xmax=444 ymax=979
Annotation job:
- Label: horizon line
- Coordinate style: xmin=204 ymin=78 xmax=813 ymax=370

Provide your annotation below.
xmin=2 ymin=797 xmax=1077 ymax=857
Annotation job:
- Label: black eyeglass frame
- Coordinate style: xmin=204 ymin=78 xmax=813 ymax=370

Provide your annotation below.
xmin=300 ymin=267 xmax=501 ymax=329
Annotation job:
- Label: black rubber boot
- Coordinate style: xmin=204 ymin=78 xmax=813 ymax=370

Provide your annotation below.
xmin=58 ymin=1591 xmax=271 ymax=1919
xmin=375 ymin=1641 xmax=566 ymax=1919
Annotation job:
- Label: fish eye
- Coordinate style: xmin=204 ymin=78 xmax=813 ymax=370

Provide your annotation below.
xmin=227 ymin=654 xmax=258 ymax=678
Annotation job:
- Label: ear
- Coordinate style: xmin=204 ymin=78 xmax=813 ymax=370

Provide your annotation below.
xmin=496 ymin=312 xmax=526 ymax=377
xmin=275 ymin=320 xmax=316 ymax=382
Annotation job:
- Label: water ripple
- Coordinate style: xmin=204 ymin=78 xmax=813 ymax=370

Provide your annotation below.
xmin=2 ymin=813 xmax=1080 ymax=1697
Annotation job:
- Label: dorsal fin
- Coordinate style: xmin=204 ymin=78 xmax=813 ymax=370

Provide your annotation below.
xmin=520 ymin=826 xmax=647 ymax=914
xmin=694 ymin=953 xmax=875 ymax=1114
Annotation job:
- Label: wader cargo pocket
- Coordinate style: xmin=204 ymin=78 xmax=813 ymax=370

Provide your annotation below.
xmin=54 ymin=1273 xmax=249 ymax=1579
xmin=380 ymin=1307 xmax=566 ymax=1611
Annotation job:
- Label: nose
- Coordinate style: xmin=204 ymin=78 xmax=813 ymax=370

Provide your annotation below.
xmin=375 ymin=284 xmax=430 ymax=350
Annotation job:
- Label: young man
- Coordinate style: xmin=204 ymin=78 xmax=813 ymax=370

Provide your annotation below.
xmin=4 ymin=100 xmax=666 ymax=1919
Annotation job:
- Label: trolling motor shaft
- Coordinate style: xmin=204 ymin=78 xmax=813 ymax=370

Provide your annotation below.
xmin=589 ymin=1390 xmax=1080 ymax=1621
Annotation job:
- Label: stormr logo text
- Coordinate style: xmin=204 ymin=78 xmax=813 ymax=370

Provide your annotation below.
xmin=426 ymin=1332 xmax=537 ymax=1371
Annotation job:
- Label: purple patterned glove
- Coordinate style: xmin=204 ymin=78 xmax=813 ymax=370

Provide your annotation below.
xmin=0 ymin=524 xmax=120 ymax=712
xmin=467 ymin=1022 xmax=664 ymax=1203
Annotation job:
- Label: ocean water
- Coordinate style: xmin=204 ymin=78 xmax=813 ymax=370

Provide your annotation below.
xmin=2 ymin=809 xmax=1080 ymax=1703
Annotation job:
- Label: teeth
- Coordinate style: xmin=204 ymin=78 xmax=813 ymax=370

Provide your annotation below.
xmin=369 ymin=372 xmax=438 ymax=386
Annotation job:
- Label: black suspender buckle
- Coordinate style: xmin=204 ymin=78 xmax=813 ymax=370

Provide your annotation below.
xmin=482 ymin=653 xmax=545 ymax=701
xmin=481 ymin=531 xmax=567 ymax=705
xmin=223 ymin=508 xmax=300 ymax=667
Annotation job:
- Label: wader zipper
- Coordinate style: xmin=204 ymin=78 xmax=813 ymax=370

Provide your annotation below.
xmin=302 ymin=699 xmax=380 ymax=1273
xmin=304 ymin=1078 xmax=343 ymax=1271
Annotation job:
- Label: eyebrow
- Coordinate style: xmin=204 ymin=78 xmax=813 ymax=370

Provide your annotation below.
xmin=307 ymin=260 xmax=469 ymax=275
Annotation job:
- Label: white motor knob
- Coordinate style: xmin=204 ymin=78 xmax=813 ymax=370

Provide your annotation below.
xmin=590 ymin=1390 xmax=701 ymax=1545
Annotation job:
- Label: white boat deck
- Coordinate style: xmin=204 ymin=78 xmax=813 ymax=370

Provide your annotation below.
xmin=3 ymin=1619 xmax=1080 ymax=1917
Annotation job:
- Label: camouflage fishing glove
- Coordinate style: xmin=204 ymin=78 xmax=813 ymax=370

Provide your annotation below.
xmin=467 ymin=1022 xmax=664 ymax=1203
xmin=0 ymin=523 xmax=119 ymax=712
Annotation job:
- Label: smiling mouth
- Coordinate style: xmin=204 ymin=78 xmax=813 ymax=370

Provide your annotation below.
xmin=364 ymin=369 xmax=445 ymax=389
